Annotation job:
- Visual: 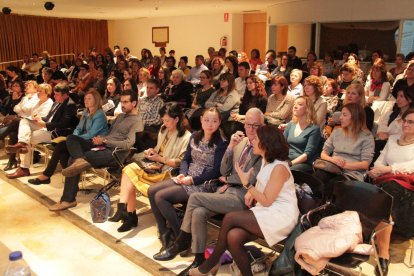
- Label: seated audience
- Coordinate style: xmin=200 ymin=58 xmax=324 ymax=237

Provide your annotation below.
xmin=104 ymin=76 xmax=122 ymax=116
xmin=205 ymin=73 xmax=240 ymax=121
xmin=148 ymin=56 xmax=162 ymax=79
xmin=154 ymin=108 xmax=264 ymax=273
xmin=287 ymin=46 xmax=302 ymax=70
xmin=322 ymin=53 xmax=335 ymax=78
xmin=231 ymin=75 xmax=267 ymax=122
xmin=49 ymin=90 xmax=141 ymax=211
xmin=287 ymin=69 xmax=304 ymax=97
xmin=93 ymin=65 xmax=107 ymax=97
xmin=303 ymin=76 xmax=328 ymax=130
xmin=368 ymin=108 xmax=414 ymax=276
xmin=346 ymin=53 xmax=364 ymax=82
xmin=256 ymin=51 xmax=277 ymax=83
xmin=235 ymin=62 xmax=250 ymax=97
xmin=5 ymin=83 xmax=78 ymax=178
xmin=133 ymin=79 xmax=165 ymax=151
xmin=177 ymin=56 xmax=190 ymax=78
xmin=211 ymin=57 xmax=226 ymax=88
xmin=314 ymin=103 xmax=374 ymax=197
xmin=157 ymin=67 xmax=171 ymax=94
xmin=365 ymin=59 xmax=391 ymax=104
xmin=389 ymin=53 xmax=406 ymax=79
xmin=122 ymin=78 xmax=138 ymax=95
xmin=284 ymin=96 xmax=321 ymax=172
xmin=309 ymin=62 xmax=327 ymax=87
xmin=150 ymin=107 xmax=227 ymax=257
xmin=137 ymin=68 xmax=151 ymax=98
xmin=265 ymin=76 xmax=295 ymax=125
xmin=326 ymin=83 xmax=374 ymax=137
xmin=249 ymin=49 xmax=263 ymax=72
xmin=165 ymin=56 xmax=177 ymax=74
xmin=161 ymin=69 xmax=193 ymax=109
xmin=187 ymin=55 xmax=208 ymax=86
xmin=191 ymin=125 xmax=299 ymax=276
xmin=0 ymin=81 xmax=24 ymax=118
xmin=109 ymin=103 xmax=191 ymax=232
xmin=338 ymin=63 xmax=359 ymax=98
xmin=188 ymin=70 xmax=215 ymax=130
xmin=224 ymin=56 xmax=239 ymax=79
xmin=393 ymin=60 xmax=414 ymax=98
xmin=301 ymin=51 xmax=317 ymax=75
xmin=271 ymin=53 xmax=291 ymax=81
xmin=28 ymin=89 xmax=108 ymax=185
xmin=322 ymin=78 xmax=339 ymax=115
xmin=1 ymin=83 xmax=51 ymax=171
xmin=191 ymin=70 xmax=215 ymax=110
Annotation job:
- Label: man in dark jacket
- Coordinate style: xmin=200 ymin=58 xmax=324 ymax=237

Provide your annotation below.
xmin=6 ymin=82 xmax=78 ymax=178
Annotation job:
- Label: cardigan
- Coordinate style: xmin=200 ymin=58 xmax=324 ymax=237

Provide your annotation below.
xmin=73 ymin=109 xmax=108 ymax=140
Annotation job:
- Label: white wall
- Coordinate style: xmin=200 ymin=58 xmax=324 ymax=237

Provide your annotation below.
xmin=108 ymin=13 xmax=243 ymax=66
xmin=268 ymin=0 xmax=413 ymax=24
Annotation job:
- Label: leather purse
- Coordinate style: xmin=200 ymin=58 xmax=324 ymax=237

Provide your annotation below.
xmin=313 ymin=158 xmax=343 ymax=175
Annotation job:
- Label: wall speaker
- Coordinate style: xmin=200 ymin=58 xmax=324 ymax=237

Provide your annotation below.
xmin=2 ymin=7 xmax=11 ymax=14
xmin=44 ymin=2 xmax=55 ymax=11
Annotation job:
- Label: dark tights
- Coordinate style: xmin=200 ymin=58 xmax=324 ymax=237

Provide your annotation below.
xmin=198 ymin=210 xmax=263 ymax=276
xmin=148 ymin=179 xmax=189 ymax=237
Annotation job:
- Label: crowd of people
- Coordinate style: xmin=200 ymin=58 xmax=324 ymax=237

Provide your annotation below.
xmin=1 ymin=44 xmax=414 ymax=276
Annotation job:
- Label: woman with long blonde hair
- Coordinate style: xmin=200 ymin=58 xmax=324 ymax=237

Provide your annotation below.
xmin=283 ymin=96 xmax=321 ymax=172
xmin=28 ymin=89 xmax=108 ymax=185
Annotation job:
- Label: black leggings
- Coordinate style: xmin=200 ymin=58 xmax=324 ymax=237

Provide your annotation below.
xmin=43 ymin=141 xmax=70 ymax=177
xmin=197 ymin=210 xmax=263 ymax=276
xmin=148 ymin=179 xmax=189 ymax=237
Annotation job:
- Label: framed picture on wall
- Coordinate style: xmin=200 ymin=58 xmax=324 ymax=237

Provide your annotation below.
xmin=152 ymin=26 xmax=169 ymax=47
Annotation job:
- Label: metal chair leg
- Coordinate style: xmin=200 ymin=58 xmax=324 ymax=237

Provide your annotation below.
xmin=405 ymin=238 xmax=414 ymax=268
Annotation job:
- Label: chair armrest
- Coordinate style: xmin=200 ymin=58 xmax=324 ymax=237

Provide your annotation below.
xmin=111 ymin=147 xmax=132 ymax=168
xmin=300 ymin=202 xmax=332 ymax=229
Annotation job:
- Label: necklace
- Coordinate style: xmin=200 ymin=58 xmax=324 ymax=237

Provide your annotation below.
xmin=399 ymin=135 xmax=414 ymax=146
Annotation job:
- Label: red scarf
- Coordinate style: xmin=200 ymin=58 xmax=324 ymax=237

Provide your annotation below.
xmin=370 ymin=80 xmax=383 ymax=97
xmin=374 ymin=173 xmax=414 ymax=191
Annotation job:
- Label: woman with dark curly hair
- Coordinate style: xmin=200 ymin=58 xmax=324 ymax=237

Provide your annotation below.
xmin=190 ymin=125 xmax=299 ymax=276
xmin=231 ymin=75 xmax=267 ymax=122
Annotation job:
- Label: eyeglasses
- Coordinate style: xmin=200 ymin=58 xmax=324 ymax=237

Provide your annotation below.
xmin=402 ymin=119 xmax=414 ymax=125
xmin=244 ymin=123 xmax=261 ymax=129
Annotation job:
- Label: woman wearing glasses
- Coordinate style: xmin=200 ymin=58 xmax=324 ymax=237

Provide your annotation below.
xmin=368 ymin=108 xmax=414 ymax=276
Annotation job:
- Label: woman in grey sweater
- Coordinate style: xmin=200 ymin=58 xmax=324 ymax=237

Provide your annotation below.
xmin=313 ymin=103 xmax=374 ymax=198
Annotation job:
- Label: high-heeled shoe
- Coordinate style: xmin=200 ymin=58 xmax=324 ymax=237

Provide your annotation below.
xmin=108 ymin=203 xmax=128 ymax=222
xmin=189 ymin=262 xmax=220 ymax=276
xmin=117 ymin=211 xmax=138 ymax=232
xmin=3 ymin=160 xmax=18 ymax=171
xmin=374 ymin=257 xmax=389 ymax=276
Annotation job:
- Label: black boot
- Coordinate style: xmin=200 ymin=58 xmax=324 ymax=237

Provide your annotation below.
xmin=117 ymin=211 xmax=138 ymax=232
xmin=374 ymin=258 xmax=389 ymax=276
xmin=153 ymin=231 xmax=191 ymax=261
xmin=3 ymin=157 xmax=18 ymax=171
xmin=109 ymin=203 xmax=128 ymax=222
xmin=159 ymin=229 xmax=174 ymax=252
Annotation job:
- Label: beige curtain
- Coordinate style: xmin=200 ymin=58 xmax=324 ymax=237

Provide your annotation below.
xmin=0 ymin=14 xmax=108 ymax=70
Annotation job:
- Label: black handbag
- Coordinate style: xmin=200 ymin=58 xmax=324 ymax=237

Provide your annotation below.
xmin=313 ymin=158 xmax=343 ymax=175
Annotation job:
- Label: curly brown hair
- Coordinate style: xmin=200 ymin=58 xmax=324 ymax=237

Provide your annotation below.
xmin=257 ymin=125 xmax=289 ymax=163
xmin=304 ymin=75 xmax=323 ymax=99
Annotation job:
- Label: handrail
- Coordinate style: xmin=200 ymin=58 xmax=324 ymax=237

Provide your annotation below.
xmin=0 ymin=53 xmax=76 ymax=66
